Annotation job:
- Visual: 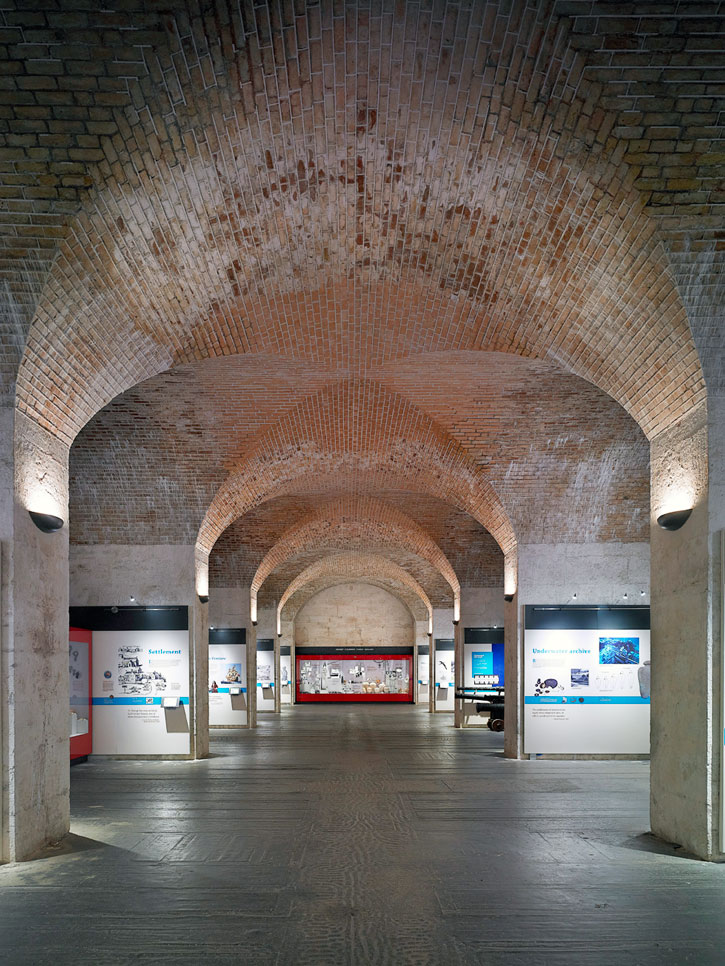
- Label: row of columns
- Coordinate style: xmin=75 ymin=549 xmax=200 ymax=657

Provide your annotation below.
xmin=2 ymin=399 xmax=724 ymax=861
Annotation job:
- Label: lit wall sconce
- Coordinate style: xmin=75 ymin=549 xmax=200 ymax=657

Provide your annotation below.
xmin=29 ymin=510 xmax=64 ymax=533
xmin=198 ymin=595 xmax=209 ymax=604
xmin=504 ymin=593 xmax=514 ymax=602
xmin=656 ymin=508 xmax=692 ymax=531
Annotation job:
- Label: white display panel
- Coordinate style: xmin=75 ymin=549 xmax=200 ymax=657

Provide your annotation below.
xmin=92 ymin=629 xmax=190 ymax=755
xmin=435 ymin=647 xmax=454 ymax=710
xmin=209 ymin=642 xmax=247 ymax=726
xmin=524 ymin=626 xmax=650 ymax=754
xmin=69 ymin=639 xmax=90 ymax=737
xmin=257 ymin=649 xmax=275 ymax=711
xmin=280 ymin=652 xmax=292 ymax=704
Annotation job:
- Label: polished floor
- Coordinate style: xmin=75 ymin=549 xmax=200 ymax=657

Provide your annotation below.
xmin=1 ymin=706 xmax=724 ymax=964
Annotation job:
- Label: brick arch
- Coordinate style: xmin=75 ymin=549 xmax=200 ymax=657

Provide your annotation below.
xmin=194 ymin=378 xmax=516 ymax=596
xmin=250 ymin=495 xmax=459 ymax=621
xmin=278 ymin=554 xmax=434 ymax=629
xmin=13 ymin=3 xmax=704 ymax=448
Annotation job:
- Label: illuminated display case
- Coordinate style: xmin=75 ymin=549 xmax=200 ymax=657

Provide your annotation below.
xmin=296 ymin=650 xmax=413 ymax=703
xmin=69 ymin=627 xmax=92 ymax=760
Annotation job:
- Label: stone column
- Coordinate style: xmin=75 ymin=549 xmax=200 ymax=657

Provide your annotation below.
xmin=2 ymin=410 xmax=70 ymax=862
xmin=428 ymin=638 xmax=436 ymax=713
xmin=503 ymin=551 xmax=523 ymax=759
xmin=649 ymin=399 xmax=723 ymax=859
xmin=247 ymin=624 xmax=258 ymax=728
xmin=190 ymin=599 xmax=209 ymax=759
xmin=453 ymin=622 xmax=464 ymax=728
xmin=274 ymin=634 xmax=282 ymax=713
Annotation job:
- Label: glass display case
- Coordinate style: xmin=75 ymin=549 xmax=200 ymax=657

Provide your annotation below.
xmin=69 ymin=627 xmax=92 ymax=760
xmin=296 ymin=653 xmax=413 ymax=702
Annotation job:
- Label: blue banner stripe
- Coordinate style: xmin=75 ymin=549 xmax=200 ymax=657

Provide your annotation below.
xmin=92 ymin=696 xmax=189 ymax=706
xmin=525 ymin=695 xmax=650 ymax=705
xmin=257 ymin=682 xmax=274 ymax=687
xmin=214 ymin=687 xmax=247 ymax=694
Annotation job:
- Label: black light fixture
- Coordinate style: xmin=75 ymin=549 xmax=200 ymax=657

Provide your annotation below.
xmin=504 ymin=593 xmax=514 ymax=602
xmin=657 ymin=508 xmax=692 ymax=531
xmin=198 ymin=594 xmax=209 ymax=604
xmin=29 ymin=510 xmax=64 ymax=533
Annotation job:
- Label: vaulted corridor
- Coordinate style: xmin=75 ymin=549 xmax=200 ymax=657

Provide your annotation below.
xmin=2 ymin=707 xmax=723 ymax=965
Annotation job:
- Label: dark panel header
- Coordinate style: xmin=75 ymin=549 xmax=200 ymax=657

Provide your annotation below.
xmin=464 ymin=627 xmax=504 ymax=645
xmin=209 ymin=627 xmax=246 ymax=646
xmin=296 ymin=645 xmax=414 ymax=656
xmin=69 ymin=605 xmax=189 ymax=631
xmin=524 ymin=605 xmax=650 ymax=631
xmin=257 ymin=638 xmax=275 ymax=651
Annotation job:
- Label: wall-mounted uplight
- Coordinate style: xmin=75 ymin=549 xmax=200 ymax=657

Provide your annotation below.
xmin=29 ymin=510 xmax=64 ymax=533
xmin=656 ymin=508 xmax=692 ymax=531
xmin=504 ymin=593 xmax=514 ymax=602
xmin=198 ymin=595 xmax=209 ymax=604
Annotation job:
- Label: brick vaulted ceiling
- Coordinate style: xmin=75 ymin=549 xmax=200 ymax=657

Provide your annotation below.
xmin=4 ymin=2 xmax=722 ymax=600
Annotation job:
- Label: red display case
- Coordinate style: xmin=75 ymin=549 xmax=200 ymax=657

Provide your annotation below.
xmin=69 ymin=627 xmax=92 ymax=760
xmin=296 ymin=653 xmax=413 ymax=703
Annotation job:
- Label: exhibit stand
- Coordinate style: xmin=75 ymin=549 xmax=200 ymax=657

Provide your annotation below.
xmin=524 ymin=605 xmax=650 ymax=755
xmin=209 ymin=627 xmax=247 ymax=727
xmin=69 ymin=627 xmax=92 ymax=761
xmin=434 ymin=639 xmax=454 ymax=712
xmin=280 ymin=645 xmax=292 ymax=704
xmin=296 ymin=647 xmax=413 ymax=702
xmin=70 ymin=605 xmax=192 ymax=757
xmin=257 ymin=638 xmax=276 ymax=711
xmin=458 ymin=627 xmax=504 ymax=727
xmin=417 ymin=643 xmax=430 ymax=708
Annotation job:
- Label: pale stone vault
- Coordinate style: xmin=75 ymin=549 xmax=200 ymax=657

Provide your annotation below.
xmin=1 ymin=0 xmax=724 ymax=862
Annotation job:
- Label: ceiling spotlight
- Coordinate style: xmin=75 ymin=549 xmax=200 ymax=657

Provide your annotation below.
xmin=29 ymin=510 xmax=64 ymax=533
xmin=640 ymin=590 xmax=646 ymax=597
xmin=572 ymin=593 xmax=577 ymax=600
xmin=129 ymin=596 xmax=136 ymax=603
xmin=623 ymin=593 xmax=628 ymax=599
xmin=657 ymin=508 xmax=692 ymax=531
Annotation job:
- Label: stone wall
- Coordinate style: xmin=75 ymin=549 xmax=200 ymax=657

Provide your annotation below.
xmin=294 ymin=582 xmax=414 ymax=649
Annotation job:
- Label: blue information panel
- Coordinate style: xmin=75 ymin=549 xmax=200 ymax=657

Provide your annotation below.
xmin=471 ymin=651 xmax=493 ymax=675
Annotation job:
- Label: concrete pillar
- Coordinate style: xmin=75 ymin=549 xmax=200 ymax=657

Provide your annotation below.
xmin=649 ymin=400 xmax=723 ymax=859
xmin=190 ymin=599 xmax=209 ymax=759
xmin=247 ymin=624 xmax=258 ymax=728
xmin=453 ymin=622 xmax=464 ymax=728
xmin=504 ymin=577 xmax=522 ymax=760
xmin=428 ymin=637 xmax=436 ymax=713
xmin=2 ymin=410 xmax=70 ymax=862
xmin=274 ymin=635 xmax=281 ymax=713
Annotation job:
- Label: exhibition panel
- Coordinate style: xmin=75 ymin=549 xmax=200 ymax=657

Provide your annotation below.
xmin=69 ymin=627 xmax=92 ymax=761
xmin=296 ymin=647 xmax=413 ymax=702
xmin=524 ymin=606 xmax=650 ymax=755
xmin=463 ymin=628 xmax=504 ymax=688
xmin=70 ymin=606 xmax=191 ymax=756
xmin=434 ymin=639 xmax=454 ymax=711
xmin=280 ymin=646 xmax=292 ymax=704
xmin=418 ymin=643 xmax=430 ymax=705
xmin=257 ymin=639 xmax=275 ymax=711
xmin=209 ymin=628 xmax=247 ymax=727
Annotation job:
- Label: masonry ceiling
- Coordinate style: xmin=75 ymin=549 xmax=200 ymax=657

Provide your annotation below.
xmin=6 ymin=1 xmax=724 ymax=602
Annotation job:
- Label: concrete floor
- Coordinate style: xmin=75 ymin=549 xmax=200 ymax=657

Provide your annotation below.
xmin=1 ymin=706 xmax=723 ymax=965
